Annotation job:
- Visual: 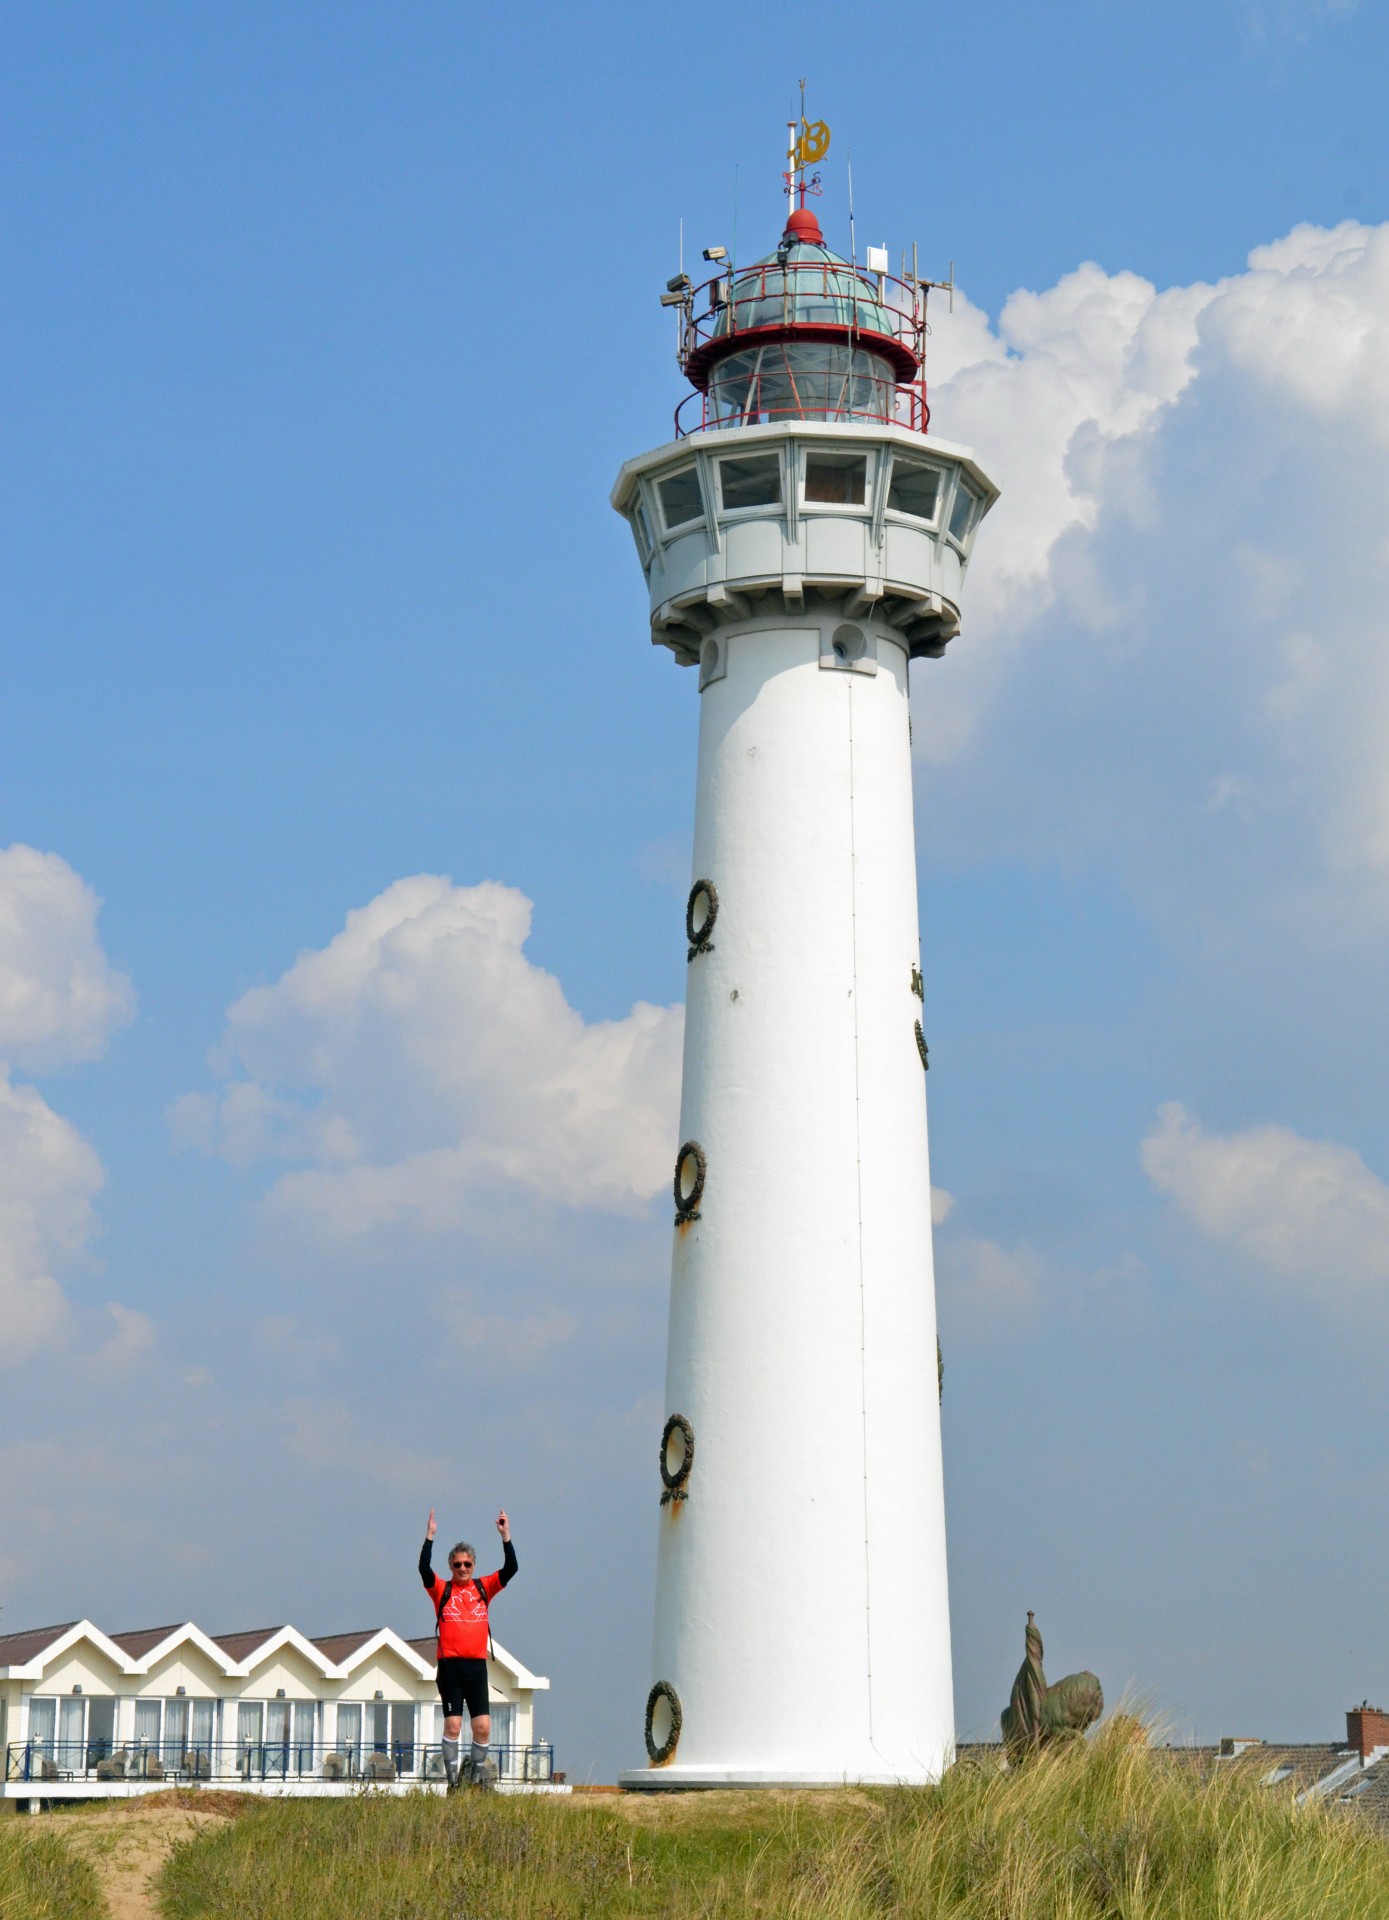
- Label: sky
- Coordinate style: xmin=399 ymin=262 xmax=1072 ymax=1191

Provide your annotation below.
xmin=3 ymin=0 xmax=1389 ymax=1781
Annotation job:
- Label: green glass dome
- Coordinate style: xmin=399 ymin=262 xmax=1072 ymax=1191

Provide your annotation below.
xmin=714 ymin=239 xmax=898 ymax=344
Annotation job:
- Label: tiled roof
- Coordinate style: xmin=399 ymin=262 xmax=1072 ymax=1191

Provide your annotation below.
xmin=0 ymin=1622 xmax=78 ymax=1666
xmin=209 ymin=1628 xmax=289 ymax=1661
xmin=311 ymin=1631 xmax=380 ymax=1663
xmin=407 ymin=1637 xmax=437 ymax=1663
xmin=109 ymin=1626 xmax=186 ymax=1657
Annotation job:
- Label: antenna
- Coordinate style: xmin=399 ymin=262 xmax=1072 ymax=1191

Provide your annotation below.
xmin=799 ymin=77 xmax=807 ymax=206
xmin=847 ymin=156 xmax=856 ymax=267
xmin=732 ymin=164 xmax=739 ymax=282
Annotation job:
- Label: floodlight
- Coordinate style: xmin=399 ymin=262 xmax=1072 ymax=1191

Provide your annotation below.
xmin=702 ymin=246 xmax=728 ymax=263
xmin=666 ymin=273 xmax=691 ymax=293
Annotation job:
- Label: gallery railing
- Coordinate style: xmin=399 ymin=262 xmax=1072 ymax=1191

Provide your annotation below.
xmin=5 ymin=1740 xmax=555 ymax=1787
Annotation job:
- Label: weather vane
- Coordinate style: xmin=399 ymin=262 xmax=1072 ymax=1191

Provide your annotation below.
xmin=784 ymin=78 xmax=829 ymax=207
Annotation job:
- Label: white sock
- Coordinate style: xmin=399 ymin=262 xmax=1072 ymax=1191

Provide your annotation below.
xmin=441 ymin=1736 xmax=460 ymax=1784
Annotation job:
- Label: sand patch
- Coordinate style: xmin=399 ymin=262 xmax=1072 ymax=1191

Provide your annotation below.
xmin=47 ymin=1795 xmax=240 ymax=1920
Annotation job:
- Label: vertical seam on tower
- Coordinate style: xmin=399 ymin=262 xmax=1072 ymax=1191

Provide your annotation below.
xmin=847 ymin=673 xmax=876 ymax=1755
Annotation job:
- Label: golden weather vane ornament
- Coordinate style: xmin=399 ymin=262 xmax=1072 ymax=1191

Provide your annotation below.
xmin=793 ymin=118 xmax=830 ymax=168
xmin=784 ymin=81 xmax=830 ymax=208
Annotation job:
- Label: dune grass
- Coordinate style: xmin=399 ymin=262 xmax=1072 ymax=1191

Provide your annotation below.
xmin=0 ymin=1818 xmax=104 ymax=1920
xmin=158 ymin=1725 xmax=1389 ymax=1920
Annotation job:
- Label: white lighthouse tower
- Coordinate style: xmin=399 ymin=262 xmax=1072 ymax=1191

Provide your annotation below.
xmin=612 ymin=135 xmax=998 ymax=1789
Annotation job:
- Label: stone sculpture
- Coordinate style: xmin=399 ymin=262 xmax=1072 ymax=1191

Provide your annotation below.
xmin=1000 ymin=1611 xmax=1103 ymax=1760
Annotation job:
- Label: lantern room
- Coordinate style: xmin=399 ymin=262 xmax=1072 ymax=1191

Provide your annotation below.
xmin=670 ymin=206 xmax=930 ymax=439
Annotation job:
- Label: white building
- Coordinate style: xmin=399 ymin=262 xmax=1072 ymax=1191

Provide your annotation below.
xmin=613 ymin=180 xmax=997 ymax=1788
xmin=0 ymin=1618 xmax=554 ymax=1804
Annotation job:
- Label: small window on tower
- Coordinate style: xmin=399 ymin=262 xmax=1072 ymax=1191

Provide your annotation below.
xmin=633 ymin=500 xmax=653 ymax=558
xmin=887 ymin=460 xmax=942 ymax=521
xmin=657 ymin=465 xmax=705 ymax=532
xmin=804 ymin=451 xmax=867 ymax=505
xmin=718 ymin=454 xmax=782 ymax=510
xmin=949 ymin=478 xmax=982 ymax=545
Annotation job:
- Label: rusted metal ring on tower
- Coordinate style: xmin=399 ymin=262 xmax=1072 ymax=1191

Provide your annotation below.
xmin=915 ymin=1020 xmax=929 ymax=1070
xmin=674 ymin=1141 xmax=706 ymax=1223
xmin=660 ymin=1414 xmax=694 ymax=1503
xmin=645 ymin=1681 xmax=683 ymax=1764
xmin=686 ymin=879 xmax=718 ymax=961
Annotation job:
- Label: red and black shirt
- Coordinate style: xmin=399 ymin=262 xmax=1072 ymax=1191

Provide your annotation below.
xmin=419 ymin=1537 xmax=517 ymax=1661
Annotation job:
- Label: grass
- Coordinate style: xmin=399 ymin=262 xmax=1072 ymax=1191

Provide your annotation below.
xmin=158 ymin=1725 xmax=1389 ymax=1920
xmin=0 ymin=1817 xmax=104 ymax=1920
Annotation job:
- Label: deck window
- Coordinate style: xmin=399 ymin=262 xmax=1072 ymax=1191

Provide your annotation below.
xmin=887 ymin=460 xmax=942 ymax=521
xmin=949 ymin=478 xmax=982 ymax=544
xmin=804 ymin=450 xmax=867 ymax=505
xmin=718 ymin=454 xmax=782 ymax=510
xmin=657 ymin=465 xmax=704 ymax=531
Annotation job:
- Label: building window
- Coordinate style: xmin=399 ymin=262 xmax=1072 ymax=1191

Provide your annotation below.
xmin=335 ymin=1701 xmax=362 ymax=1763
xmin=887 ymin=460 xmax=942 ymax=521
xmin=86 ymin=1697 xmax=116 ymax=1764
xmin=657 ymin=465 xmax=704 ymax=532
xmin=718 ymin=454 xmax=781 ymax=511
xmin=804 ymin=450 xmax=867 ymax=506
xmin=632 ymin=499 xmax=653 ymax=559
xmin=391 ymin=1703 xmax=416 ymax=1771
xmin=237 ymin=1700 xmax=263 ymax=1756
xmin=27 ymin=1698 xmax=56 ymax=1754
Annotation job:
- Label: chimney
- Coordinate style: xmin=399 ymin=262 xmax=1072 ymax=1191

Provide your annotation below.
xmin=1346 ymin=1704 xmax=1389 ymax=1758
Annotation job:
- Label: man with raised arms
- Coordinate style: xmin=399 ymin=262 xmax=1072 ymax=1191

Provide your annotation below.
xmin=419 ymin=1506 xmax=517 ymax=1789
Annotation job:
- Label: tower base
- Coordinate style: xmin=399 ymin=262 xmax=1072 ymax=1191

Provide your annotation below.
xmin=618 ymin=1760 xmax=948 ymax=1791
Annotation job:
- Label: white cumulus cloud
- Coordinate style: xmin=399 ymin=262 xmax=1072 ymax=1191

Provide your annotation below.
xmin=0 ymin=1070 xmax=104 ymax=1366
xmin=0 ymin=845 xmax=134 ymax=1071
xmin=0 ymin=847 xmax=133 ymax=1365
xmin=178 ymin=875 xmax=684 ymax=1240
xmin=916 ymin=217 xmax=1389 ymax=963
xmin=1142 ymin=1101 xmax=1389 ymax=1315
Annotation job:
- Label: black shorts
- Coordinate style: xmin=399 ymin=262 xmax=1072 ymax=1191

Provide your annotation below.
xmin=436 ymin=1656 xmax=490 ymax=1720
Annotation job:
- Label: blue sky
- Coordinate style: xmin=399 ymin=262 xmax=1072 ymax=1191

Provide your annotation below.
xmin=4 ymin=0 xmax=1389 ymax=1779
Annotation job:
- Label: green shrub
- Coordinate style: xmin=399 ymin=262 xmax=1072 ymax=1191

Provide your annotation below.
xmin=159 ymin=1730 xmax=1389 ymax=1920
xmin=0 ymin=1820 xmax=104 ymax=1920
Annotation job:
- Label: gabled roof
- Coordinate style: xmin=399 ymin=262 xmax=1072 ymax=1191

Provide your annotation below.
xmin=0 ymin=1623 xmax=80 ymax=1666
xmin=311 ymin=1631 xmax=379 ymax=1664
xmin=0 ymin=1618 xmax=547 ymax=1690
xmin=210 ymin=1628 xmax=290 ymax=1662
xmin=109 ymin=1626 xmax=187 ymax=1658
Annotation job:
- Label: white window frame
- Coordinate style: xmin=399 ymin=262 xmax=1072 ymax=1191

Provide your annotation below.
xmin=713 ymin=447 xmax=787 ymax=522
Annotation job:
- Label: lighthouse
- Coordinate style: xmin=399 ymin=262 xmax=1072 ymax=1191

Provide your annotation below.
xmin=612 ymin=126 xmax=998 ymax=1788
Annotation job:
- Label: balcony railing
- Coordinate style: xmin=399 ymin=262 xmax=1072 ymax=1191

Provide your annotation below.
xmin=5 ymin=1740 xmax=555 ymax=1789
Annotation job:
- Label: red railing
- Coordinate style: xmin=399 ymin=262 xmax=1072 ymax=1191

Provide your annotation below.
xmin=675 ymin=383 xmax=930 ymax=439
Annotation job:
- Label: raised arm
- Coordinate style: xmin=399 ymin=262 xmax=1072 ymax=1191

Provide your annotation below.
xmin=497 ymin=1507 xmax=518 ymax=1587
xmin=419 ymin=1507 xmax=437 ymax=1588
